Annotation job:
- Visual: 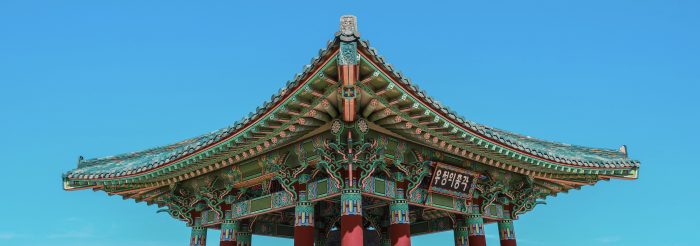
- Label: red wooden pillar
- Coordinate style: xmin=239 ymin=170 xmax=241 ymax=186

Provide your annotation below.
xmin=294 ymin=191 xmax=315 ymax=246
xmin=341 ymin=188 xmax=363 ymax=246
xmin=467 ymin=214 xmax=487 ymax=246
xmin=498 ymin=220 xmax=516 ymax=246
xmin=389 ymin=188 xmax=411 ymax=246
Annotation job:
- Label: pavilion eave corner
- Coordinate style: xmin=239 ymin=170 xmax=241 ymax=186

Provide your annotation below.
xmin=63 ymin=15 xmax=640 ymax=246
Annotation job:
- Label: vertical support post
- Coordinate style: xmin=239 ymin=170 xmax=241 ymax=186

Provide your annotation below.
xmin=190 ymin=226 xmax=207 ymax=246
xmin=295 ymin=191 xmax=315 ymax=246
xmin=337 ymin=15 xmax=360 ymax=123
xmin=498 ymin=220 xmax=516 ymax=246
xmin=380 ymin=232 xmax=392 ymax=246
xmin=236 ymin=223 xmax=252 ymax=246
xmin=236 ymin=232 xmax=251 ymax=246
xmin=467 ymin=214 xmax=487 ymax=246
xmin=341 ymin=188 xmax=363 ymax=246
xmin=389 ymin=189 xmax=411 ymax=246
xmin=220 ymin=219 xmax=238 ymax=246
xmin=453 ymin=216 xmax=468 ymax=246
xmin=315 ymin=235 xmax=327 ymax=246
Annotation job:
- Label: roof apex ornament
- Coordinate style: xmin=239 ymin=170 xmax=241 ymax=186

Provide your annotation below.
xmin=619 ymin=145 xmax=628 ymax=157
xmin=337 ymin=15 xmax=360 ymax=42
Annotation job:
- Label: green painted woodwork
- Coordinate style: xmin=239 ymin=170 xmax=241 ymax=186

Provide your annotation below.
xmin=190 ymin=226 xmax=207 ymax=246
xmin=498 ymin=220 xmax=516 ymax=240
xmin=454 ymin=218 xmax=469 ymax=246
xmin=315 ymin=119 xmax=389 ymax=190
xmin=220 ymin=220 xmax=238 ymax=242
xmin=356 ymin=54 xmax=638 ymax=179
xmin=235 ymin=232 xmax=251 ymax=245
xmin=466 ymin=214 xmax=485 ymax=236
xmin=316 ymin=180 xmax=328 ymax=196
xmin=338 ymin=42 xmax=358 ymax=65
xmin=431 ymin=193 xmax=454 ymax=209
xmin=374 ymin=178 xmax=386 ymax=195
xmin=341 ymin=188 xmax=362 ymax=216
xmin=390 ymin=189 xmax=410 ymax=225
xmin=62 ymin=19 xmax=642 ymax=239
xmin=268 ymin=148 xmax=311 ymax=201
xmin=250 ymin=222 xmax=294 ymax=239
xmin=240 ymin=160 xmax=262 ymax=180
xmin=315 ymin=236 xmax=328 ymax=246
xmin=250 ymin=196 xmax=271 ymax=212
xmin=294 ymin=192 xmax=314 ymax=227
xmin=409 ymin=216 xmax=454 ymax=236
xmin=201 ymin=210 xmax=218 ymax=226
xmin=64 ymin=54 xmax=341 ymax=190
xmin=483 ymin=204 xmax=505 ymax=219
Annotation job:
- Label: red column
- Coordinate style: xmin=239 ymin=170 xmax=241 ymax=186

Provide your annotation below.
xmin=341 ymin=188 xmax=363 ymax=246
xmin=389 ymin=188 xmax=411 ymax=246
xmin=294 ymin=227 xmax=314 ymax=246
xmin=389 ymin=224 xmax=411 ymax=246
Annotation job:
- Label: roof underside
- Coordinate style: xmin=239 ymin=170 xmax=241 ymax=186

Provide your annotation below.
xmin=64 ymin=27 xmax=639 ymax=190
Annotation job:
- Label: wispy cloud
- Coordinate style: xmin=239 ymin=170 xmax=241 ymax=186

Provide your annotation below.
xmin=0 ymin=232 xmax=18 ymax=240
xmin=47 ymin=229 xmax=95 ymax=239
xmin=47 ymin=221 xmax=97 ymax=239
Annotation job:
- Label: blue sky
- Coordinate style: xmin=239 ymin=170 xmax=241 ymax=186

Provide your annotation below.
xmin=1 ymin=1 xmax=698 ymax=246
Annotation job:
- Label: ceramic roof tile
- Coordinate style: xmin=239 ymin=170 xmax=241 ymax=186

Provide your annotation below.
xmin=66 ymin=32 xmax=638 ymax=182
xmin=356 ymin=39 xmax=639 ymax=169
xmin=65 ymin=39 xmax=339 ymax=180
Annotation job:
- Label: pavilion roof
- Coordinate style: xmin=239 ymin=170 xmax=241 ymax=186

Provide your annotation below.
xmin=357 ymin=39 xmax=638 ymax=169
xmin=63 ymin=18 xmax=639 ymax=188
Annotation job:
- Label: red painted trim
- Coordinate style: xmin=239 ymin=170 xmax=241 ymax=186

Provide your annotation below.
xmin=358 ymin=50 xmax=630 ymax=171
xmin=75 ymin=49 xmax=340 ymax=182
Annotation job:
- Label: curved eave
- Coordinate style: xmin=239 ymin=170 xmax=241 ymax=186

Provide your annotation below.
xmin=356 ymin=40 xmax=639 ymax=180
xmin=64 ymin=41 xmax=343 ymax=190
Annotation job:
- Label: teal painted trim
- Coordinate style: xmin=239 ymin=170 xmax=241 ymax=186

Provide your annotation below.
xmin=357 ymin=56 xmax=636 ymax=179
xmin=66 ymin=57 xmax=340 ymax=189
xmin=498 ymin=220 xmax=516 ymax=240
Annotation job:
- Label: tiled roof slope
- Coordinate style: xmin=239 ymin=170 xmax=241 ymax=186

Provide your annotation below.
xmin=65 ymin=22 xmax=639 ymax=181
xmin=357 ymin=39 xmax=639 ymax=169
xmin=64 ymin=39 xmax=339 ymax=180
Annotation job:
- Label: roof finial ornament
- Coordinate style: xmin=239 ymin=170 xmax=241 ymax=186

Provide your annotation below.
xmin=619 ymin=145 xmax=628 ymax=157
xmin=337 ymin=15 xmax=360 ymax=42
